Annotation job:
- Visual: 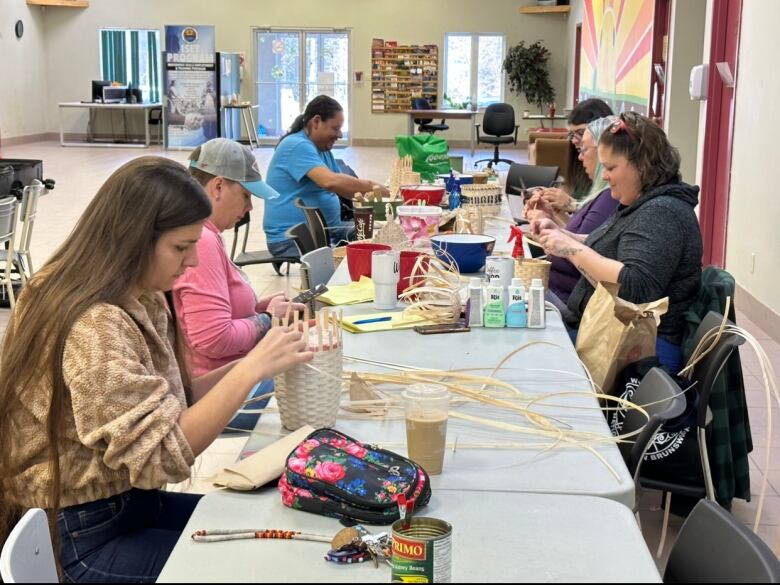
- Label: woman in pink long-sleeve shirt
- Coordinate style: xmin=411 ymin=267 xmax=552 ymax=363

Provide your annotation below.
xmin=173 ymin=139 xmax=304 ymax=430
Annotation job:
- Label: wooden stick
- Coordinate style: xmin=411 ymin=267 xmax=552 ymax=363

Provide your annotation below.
xmin=192 ymin=528 xmax=332 ymax=543
xmin=316 ymin=309 xmax=323 ymax=352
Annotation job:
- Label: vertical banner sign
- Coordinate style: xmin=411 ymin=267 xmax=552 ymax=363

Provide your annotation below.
xmin=163 ymin=25 xmax=217 ymax=148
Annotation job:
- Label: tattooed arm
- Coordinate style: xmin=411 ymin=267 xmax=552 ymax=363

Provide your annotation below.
xmin=539 ymin=229 xmax=624 ymax=285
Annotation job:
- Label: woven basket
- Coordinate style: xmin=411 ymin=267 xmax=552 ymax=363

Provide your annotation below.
xmin=514 ymin=258 xmax=551 ymax=290
xmin=333 ymin=246 xmax=347 ymax=268
xmin=275 ymin=346 xmax=343 ymax=431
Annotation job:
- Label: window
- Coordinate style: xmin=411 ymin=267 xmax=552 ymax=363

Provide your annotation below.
xmin=443 ymin=33 xmax=505 ymax=109
xmin=99 ymin=29 xmax=161 ymax=103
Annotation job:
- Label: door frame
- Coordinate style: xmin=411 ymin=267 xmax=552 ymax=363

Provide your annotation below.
xmin=573 ymin=23 xmax=582 ymax=106
xmin=699 ymin=0 xmax=742 ymax=267
xmin=251 ymin=26 xmax=352 ymax=147
xmin=649 ymin=0 xmax=672 ymax=125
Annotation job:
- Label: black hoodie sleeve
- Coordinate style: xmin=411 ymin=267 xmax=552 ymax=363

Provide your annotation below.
xmin=615 ymin=203 xmax=685 ymax=303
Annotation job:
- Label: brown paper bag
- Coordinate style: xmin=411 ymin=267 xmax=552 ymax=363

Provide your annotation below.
xmin=208 ymin=425 xmax=314 ymax=490
xmin=575 ymin=282 xmax=669 ymax=395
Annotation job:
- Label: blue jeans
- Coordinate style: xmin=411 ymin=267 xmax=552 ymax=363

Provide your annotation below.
xmin=224 ymin=379 xmax=272 ymax=432
xmin=268 ymin=238 xmax=300 ymax=259
xmin=58 ymin=489 xmax=201 ymax=583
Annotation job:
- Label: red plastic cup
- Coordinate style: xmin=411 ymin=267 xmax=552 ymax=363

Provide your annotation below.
xmin=346 ymin=242 xmax=392 ymax=281
xmin=398 ymin=250 xmax=430 ymax=295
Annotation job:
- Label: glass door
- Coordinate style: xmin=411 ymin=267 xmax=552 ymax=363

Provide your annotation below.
xmin=255 ymin=28 xmax=350 ymax=145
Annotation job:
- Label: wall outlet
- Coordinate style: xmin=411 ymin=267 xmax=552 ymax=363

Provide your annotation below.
xmin=751 ymin=253 xmax=756 ymax=274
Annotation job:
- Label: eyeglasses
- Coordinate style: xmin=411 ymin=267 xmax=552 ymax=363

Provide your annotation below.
xmin=577 ymin=144 xmax=597 ymax=155
xmin=609 ymin=117 xmax=636 ymax=140
xmin=567 ymin=128 xmax=585 ymax=142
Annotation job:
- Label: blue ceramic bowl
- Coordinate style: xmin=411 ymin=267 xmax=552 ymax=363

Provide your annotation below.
xmin=431 ymin=234 xmax=496 ymax=273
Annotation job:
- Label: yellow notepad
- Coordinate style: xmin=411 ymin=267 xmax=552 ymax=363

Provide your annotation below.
xmin=318 ymin=277 xmax=375 ymax=306
xmin=341 ymin=311 xmax=433 ymax=333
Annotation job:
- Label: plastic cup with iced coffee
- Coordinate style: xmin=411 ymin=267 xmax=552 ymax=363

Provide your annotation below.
xmin=402 ymin=384 xmax=450 ymax=475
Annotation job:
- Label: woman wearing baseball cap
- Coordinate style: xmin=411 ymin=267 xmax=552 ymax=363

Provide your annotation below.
xmin=174 ymin=138 xmax=306 ymax=431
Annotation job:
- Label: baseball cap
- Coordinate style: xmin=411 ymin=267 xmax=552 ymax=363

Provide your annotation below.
xmin=190 ymin=138 xmax=279 ymax=200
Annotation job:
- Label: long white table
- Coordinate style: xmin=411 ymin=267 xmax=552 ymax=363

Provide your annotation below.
xmin=158 ymin=489 xmax=660 ymax=583
xmin=58 ymin=101 xmax=162 ymax=148
xmin=241 ymin=254 xmax=635 ymax=508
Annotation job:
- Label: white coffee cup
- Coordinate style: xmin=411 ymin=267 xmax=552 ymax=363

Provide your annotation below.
xmin=371 ymin=250 xmax=400 ymax=310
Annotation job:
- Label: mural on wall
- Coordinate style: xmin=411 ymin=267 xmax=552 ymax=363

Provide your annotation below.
xmin=579 ymin=0 xmax=654 ymax=114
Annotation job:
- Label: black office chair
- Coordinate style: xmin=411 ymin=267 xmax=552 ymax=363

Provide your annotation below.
xmin=664 ymin=499 xmax=780 ymax=583
xmin=613 ymin=367 xmax=687 ymax=512
xmin=474 ymin=103 xmax=520 ymax=168
xmin=639 ymin=312 xmax=746 ymax=503
xmin=635 ymin=312 xmax=747 ymax=556
xmin=293 ymin=198 xmax=330 ymax=249
xmin=149 ymin=106 xmax=163 ymax=145
xmin=229 ymin=211 xmax=299 ymax=276
xmin=411 ymin=98 xmax=449 ymax=134
xmin=285 ymin=222 xmax=318 ymax=257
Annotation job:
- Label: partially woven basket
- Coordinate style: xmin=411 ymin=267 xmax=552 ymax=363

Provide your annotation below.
xmin=333 ymin=246 xmax=347 ymax=268
xmin=275 ymin=345 xmax=343 ymax=431
xmin=514 ymin=258 xmax=551 ymax=290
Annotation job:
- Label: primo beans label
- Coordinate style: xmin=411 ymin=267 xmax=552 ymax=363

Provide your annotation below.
xmin=391 ymin=532 xmax=452 ymax=583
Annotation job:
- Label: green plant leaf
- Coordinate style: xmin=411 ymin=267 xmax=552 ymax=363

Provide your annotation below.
xmin=503 ymin=40 xmax=556 ymax=112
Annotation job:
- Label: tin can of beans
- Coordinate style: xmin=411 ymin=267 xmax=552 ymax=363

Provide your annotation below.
xmin=391 ymin=517 xmax=452 ymax=583
xmin=485 ymin=255 xmax=514 ymax=289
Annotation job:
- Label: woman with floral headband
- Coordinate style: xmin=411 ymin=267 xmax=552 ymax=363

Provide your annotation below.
xmin=532 ymin=112 xmax=702 ymax=371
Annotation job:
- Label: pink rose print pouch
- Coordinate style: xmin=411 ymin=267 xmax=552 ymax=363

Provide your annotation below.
xmin=278 ymin=428 xmax=431 ymax=524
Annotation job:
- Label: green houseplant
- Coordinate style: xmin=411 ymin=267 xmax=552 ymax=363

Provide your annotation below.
xmin=503 ymin=41 xmax=556 ymax=114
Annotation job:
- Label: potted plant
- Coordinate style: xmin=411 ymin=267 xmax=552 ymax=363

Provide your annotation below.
xmin=442 ymin=93 xmax=475 ymax=110
xmin=503 ymin=41 xmax=556 ymax=114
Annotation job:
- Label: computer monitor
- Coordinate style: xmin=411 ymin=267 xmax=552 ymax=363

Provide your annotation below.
xmin=91 ymin=80 xmax=110 ymax=102
xmin=102 ymin=86 xmax=127 ymax=104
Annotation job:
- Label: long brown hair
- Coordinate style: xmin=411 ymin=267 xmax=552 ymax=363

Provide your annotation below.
xmin=0 ymin=157 xmax=211 ymax=553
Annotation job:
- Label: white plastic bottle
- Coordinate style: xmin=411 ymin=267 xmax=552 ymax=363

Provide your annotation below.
xmin=467 ymin=277 xmax=484 ymax=327
xmin=527 ymin=278 xmax=546 ymax=329
xmin=483 ymin=285 xmax=506 ymax=328
xmin=506 ymin=278 xmax=527 ymax=328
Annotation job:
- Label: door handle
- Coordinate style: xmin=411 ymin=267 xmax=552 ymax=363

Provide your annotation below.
xmin=715 ymin=62 xmax=735 ymax=88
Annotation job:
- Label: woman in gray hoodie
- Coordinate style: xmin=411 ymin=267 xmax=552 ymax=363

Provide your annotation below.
xmin=532 ymin=112 xmax=702 ymax=372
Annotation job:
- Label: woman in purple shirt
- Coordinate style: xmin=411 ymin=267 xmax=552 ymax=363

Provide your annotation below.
xmin=526 ymin=116 xmax=620 ymax=303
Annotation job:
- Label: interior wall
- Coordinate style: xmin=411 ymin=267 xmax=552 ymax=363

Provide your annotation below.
xmin=35 ymin=0 xmax=570 ymax=142
xmin=724 ymin=0 xmax=780 ymax=314
xmin=664 ymin=0 xmax=706 ymax=184
xmin=0 ymin=0 xmax=50 ymax=140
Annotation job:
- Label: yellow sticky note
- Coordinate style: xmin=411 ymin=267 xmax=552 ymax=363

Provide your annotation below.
xmin=318 ymin=277 xmax=375 ymax=306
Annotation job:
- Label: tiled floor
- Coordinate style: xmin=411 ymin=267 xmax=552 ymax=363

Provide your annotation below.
xmin=1 ymin=140 xmax=778 ymax=571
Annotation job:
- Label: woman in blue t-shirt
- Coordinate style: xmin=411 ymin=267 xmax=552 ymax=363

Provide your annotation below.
xmin=264 ymin=95 xmax=389 ymax=257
